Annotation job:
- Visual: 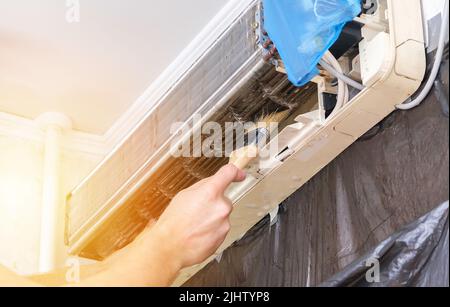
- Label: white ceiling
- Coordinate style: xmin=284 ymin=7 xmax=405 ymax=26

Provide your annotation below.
xmin=0 ymin=0 xmax=229 ymax=134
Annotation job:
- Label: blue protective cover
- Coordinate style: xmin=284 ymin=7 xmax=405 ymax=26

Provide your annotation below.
xmin=263 ymin=0 xmax=361 ymax=86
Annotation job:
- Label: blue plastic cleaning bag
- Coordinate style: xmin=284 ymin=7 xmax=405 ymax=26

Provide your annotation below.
xmin=263 ymin=0 xmax=361 ymax=86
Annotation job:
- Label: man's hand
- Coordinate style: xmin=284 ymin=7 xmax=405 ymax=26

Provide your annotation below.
xmin=77 ymin=164 xmax=245 ymax=286
xmin=0 ymin=164 xmax=245 ymax=287
xmin=152 ymin=164 xmax=246 ymax=269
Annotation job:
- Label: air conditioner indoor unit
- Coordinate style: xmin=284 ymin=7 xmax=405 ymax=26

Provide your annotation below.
xmin=65 ymin=0 xmax=426 ymax=285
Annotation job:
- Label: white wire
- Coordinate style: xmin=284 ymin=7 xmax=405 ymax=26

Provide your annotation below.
xmin=396 ymin=0 xmax=449 ymax=110
xmin=321 ymin=51 xmax=349 ymax=119
xmin=319 ymin=58 xmax=366 ymax=91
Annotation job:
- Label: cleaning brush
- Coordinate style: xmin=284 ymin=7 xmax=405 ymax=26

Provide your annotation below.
xmin=229 ymin=110 xmax=289 ymax=169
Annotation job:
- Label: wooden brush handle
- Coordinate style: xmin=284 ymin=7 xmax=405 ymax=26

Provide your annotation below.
xmin=229 ymin=145 xmax=259 ymax=170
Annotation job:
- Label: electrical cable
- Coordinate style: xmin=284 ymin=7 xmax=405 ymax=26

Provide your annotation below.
xmin=319 ymin=57 xmax=366 ymax=91
xmin=396 ymin=0 xmax=449 ymax=110
xmin=320 ymin=51 xmax=349 ymax=119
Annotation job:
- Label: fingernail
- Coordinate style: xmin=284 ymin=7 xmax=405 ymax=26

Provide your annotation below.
xmin=238 ymin=169 xmax=247 ymax=180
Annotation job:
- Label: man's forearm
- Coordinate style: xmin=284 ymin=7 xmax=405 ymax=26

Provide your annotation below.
xmin=0 ymin=165 xmax=242 ymax=287
xmin=29 ymin=263 xmax=107 ymax=286
xmin=23 ymin=227 xmax=180 ymax=287
xmin=0 ymin=265 xmax=41 ymax=287
xmin=76 ymin=226 xmax=181 ymax=286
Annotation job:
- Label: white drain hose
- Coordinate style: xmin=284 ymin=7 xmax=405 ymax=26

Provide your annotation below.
xmin=397 ymin=0 xmax=449 ymax=110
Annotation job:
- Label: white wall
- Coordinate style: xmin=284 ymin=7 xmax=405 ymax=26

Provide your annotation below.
xmin=0 ymin=131 xmax=103 ymax=275
xmin=0 ymin=135 xmax=43 ymax=274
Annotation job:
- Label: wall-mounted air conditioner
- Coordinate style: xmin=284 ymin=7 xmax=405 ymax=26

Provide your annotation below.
xmin=64 ymin=0 xmax=426 ymax=285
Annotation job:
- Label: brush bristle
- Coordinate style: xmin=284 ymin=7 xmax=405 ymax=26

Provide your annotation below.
xmin=241 ymin=110 xmax=289 ymax=147
xmin=255 ymin=110 xmax=289 ymax=130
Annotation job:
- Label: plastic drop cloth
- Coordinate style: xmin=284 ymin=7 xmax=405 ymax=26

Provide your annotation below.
xmin=320 ymin=201 xmax=449 ymax=287
xmin=184 ymin=58 xmax=449 ymax=287
xmin=263 ymin=0 xmax=361 ymax=86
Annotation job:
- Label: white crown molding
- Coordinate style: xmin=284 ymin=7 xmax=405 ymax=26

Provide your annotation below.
xmin=0 ymin=111 xmax=43 ymax=143
xmin=0 ymin=0 xmax=256 ymax=158
xmin=62 ymin=130 xmax=108 ymax=157
xmin=0 ymin=111 xmax=108 ymax=156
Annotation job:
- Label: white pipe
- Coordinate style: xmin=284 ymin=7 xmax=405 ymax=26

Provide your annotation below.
xmin=36 ymin=112 xmax=72 ymax=273
xmin=321 ymin=51 xmax=349 ymax=119
xmin=319 ymin=58 xmax=366 ymax=91
xmin=397 ymin=0 xmax=449 ymax=110
xmin=38 ymin=125 xmax=62 ymax=273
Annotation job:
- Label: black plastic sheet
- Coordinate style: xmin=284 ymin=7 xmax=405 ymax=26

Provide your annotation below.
xmin=185 ymin=58 xmax=449 ymax=287
xmin=321 ymin=201 xmax=449 ymax=287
